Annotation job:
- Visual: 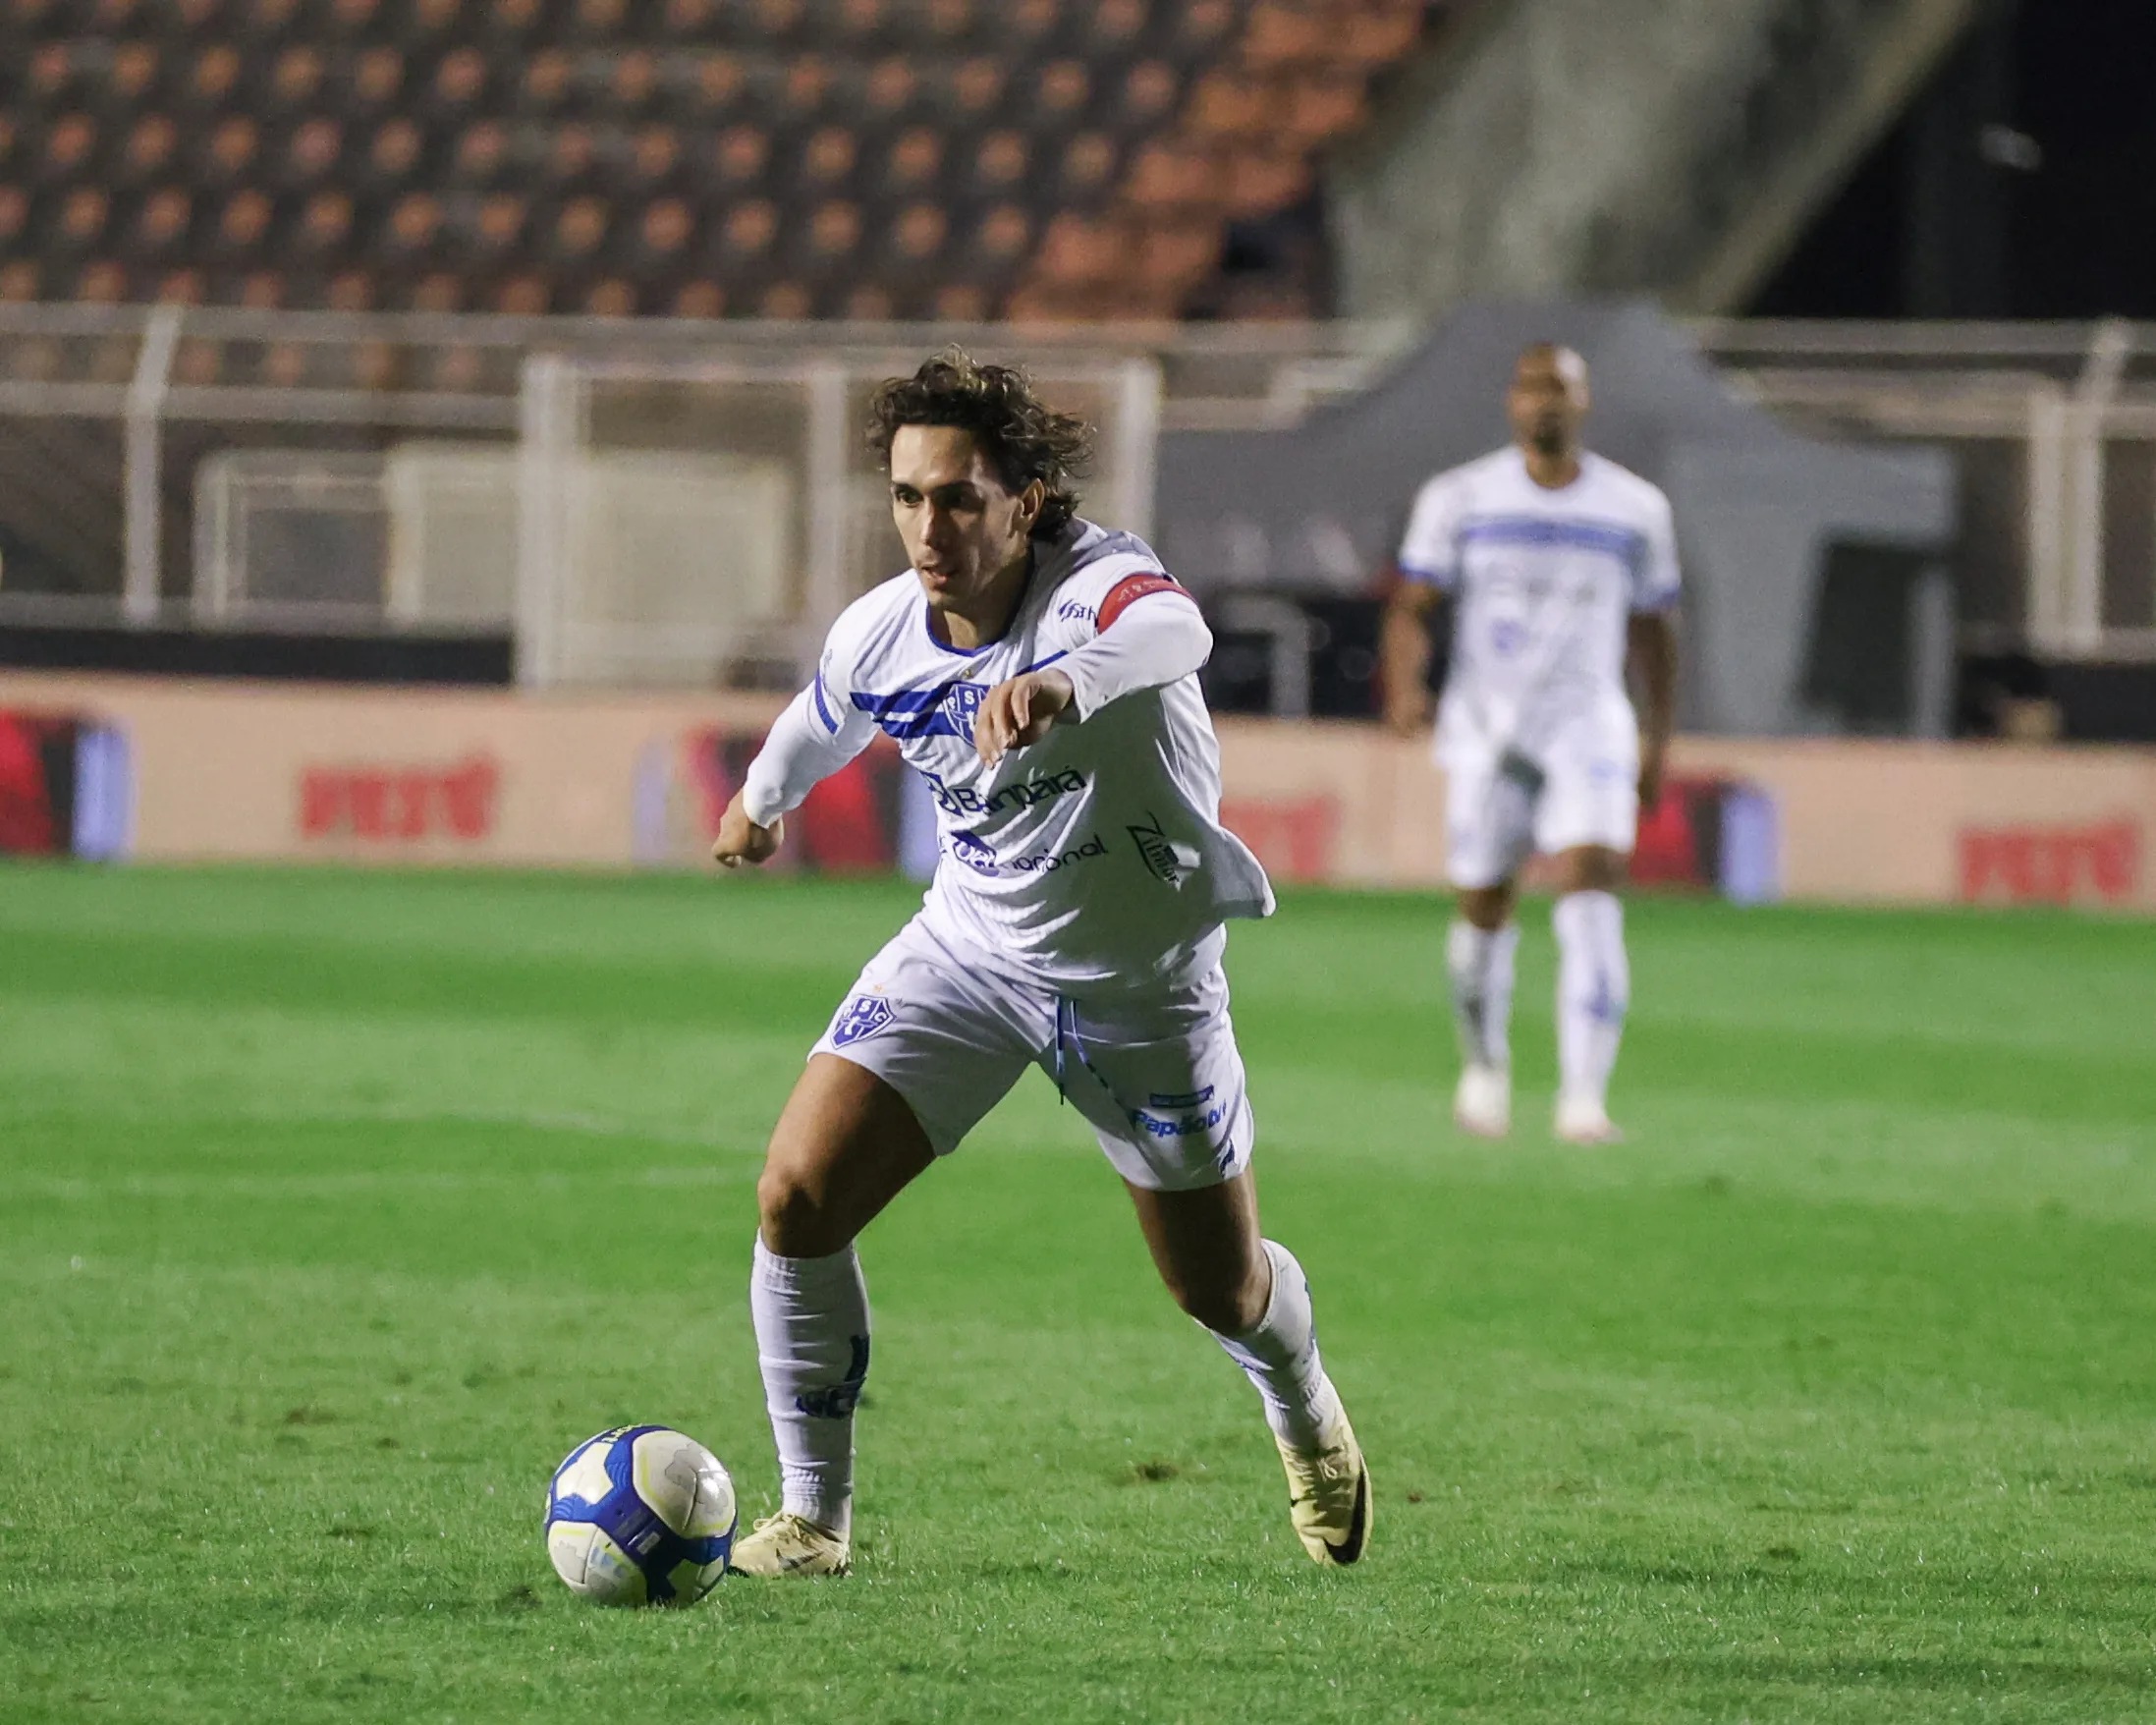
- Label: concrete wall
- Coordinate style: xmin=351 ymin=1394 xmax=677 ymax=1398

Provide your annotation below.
xmin=1332 ymin=0 xmax=1975 ymax=321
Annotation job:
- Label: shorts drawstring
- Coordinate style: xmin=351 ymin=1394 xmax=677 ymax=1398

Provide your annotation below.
xmin=1054 ymin=995 xmax=1099 ymax=1105
xmin=1054 ymin=996 xmax=1070 ymax=1103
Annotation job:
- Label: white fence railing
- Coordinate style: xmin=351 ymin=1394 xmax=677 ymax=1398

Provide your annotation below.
xmin=0 ymin=303 xmax=1406 ymax=677
xmin=5 ymin=305 xmax=2154 ymax=671
xmin=1696 ymin=317 xmax=2156 ymax=662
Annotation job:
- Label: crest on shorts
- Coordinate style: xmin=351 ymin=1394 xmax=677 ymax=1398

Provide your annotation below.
xmin=831 ymin=993 xmax=894 ymax=1046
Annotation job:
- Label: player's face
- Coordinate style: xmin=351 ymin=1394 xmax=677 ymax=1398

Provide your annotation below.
xmin=1507 ymin=349 xmax=1589 ymax=457
xmin=888 ymin=424 xmax=1043 ymax=609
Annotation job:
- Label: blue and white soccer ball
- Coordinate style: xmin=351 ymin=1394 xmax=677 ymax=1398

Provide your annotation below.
xmin=544 ymin=1425 xmax=738 ymax=1607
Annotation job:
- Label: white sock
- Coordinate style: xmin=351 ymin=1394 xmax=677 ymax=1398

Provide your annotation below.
xmin=1447 ymin=918 xmax=1520 ymax=1072
xmin=749 ymin=1236 xmax=869 ymax=1537
xmin=1553 ymin=890 xmax=1629 ymax=1108
xmin=1211 ymin=1241 xmax=1342 ymax=1450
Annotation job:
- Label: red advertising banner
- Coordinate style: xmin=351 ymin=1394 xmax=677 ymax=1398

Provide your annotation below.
xmin=1 ymin=672 xmax=2152 ymax=911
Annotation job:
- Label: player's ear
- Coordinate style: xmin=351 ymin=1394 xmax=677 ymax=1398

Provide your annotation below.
xmin=1016 ymin=477 xmax=1045 ymax=530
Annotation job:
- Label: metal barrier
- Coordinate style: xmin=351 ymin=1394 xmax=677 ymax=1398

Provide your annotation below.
xmin=0 ymin=303 xmax=1406 ymax=679
xmin=6 ymin=305 xmax=2153 ymax=672
xmin=1697 ymin=317 xmax=2156 ymax=662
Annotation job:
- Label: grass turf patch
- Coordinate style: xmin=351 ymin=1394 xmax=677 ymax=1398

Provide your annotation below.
xmin=2 ymin=864 xmax=2153 ymax=1722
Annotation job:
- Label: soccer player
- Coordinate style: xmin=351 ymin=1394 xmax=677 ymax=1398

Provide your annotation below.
xmin=1379 ymin=342 xmax=1680 ymax=1144
xmin=710 ymin=351 xmax=1368 ymax=1578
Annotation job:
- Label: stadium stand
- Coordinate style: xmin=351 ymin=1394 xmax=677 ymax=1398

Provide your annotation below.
xmin=0 ymin=0 xmax=1442 ymax=320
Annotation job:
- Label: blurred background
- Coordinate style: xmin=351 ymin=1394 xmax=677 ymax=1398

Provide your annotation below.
xmin=0 ymin=0 xmax=2150 ymax=907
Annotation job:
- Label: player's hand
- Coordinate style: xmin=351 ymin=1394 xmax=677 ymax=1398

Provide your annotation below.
xmin=975 ymin=669 xmax=1076 ymax=767
xmin=711 ymin=791 xmax=783 ymax=868
xmin=1638 ymin=749 xmax=1667 ymax=814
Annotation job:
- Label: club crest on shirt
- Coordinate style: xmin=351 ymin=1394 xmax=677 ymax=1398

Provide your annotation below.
xmin=941 ymin=681 xmax=986 ymax=741
xmin=831 ymin=993 xmax=895 ymax=1046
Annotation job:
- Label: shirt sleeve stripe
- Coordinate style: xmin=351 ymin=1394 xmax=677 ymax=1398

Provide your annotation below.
xmin=810 ymin=673 xmax=840 ymax=733
xmin=1097 ymin=572 xmax=1184 ymax=633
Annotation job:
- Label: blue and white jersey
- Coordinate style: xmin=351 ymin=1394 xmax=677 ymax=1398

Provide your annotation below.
xmin=1398 ymin=447 xmax=1679 ymax=765
xmin=796 ymin=519 xmax=1273 ymax=985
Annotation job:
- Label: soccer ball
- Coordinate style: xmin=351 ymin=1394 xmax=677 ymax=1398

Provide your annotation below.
xmin=544 ymin=1424 xmax=738 ymax=1606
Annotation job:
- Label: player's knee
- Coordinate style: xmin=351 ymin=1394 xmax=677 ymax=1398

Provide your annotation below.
xmin=1167 ymin=1267 xmax=1268 ymax=1336
xmin=1457 ymin=884 xmax=1514 ymax=931
xmin=1556 ymin=846 xmax=1628 ymax=894
xmin=756 ymin=1158 xmax=849 ymax=1258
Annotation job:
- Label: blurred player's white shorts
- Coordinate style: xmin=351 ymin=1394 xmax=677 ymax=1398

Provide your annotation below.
xmin=809 ymin=914 xmax=1253 ymax=1192
xmin=1445 ymin=719 xmax=1638 ymax=890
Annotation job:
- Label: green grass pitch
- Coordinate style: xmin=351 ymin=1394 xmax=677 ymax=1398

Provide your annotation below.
xmin=4 ymin=864 xmax=2155 ymax=1723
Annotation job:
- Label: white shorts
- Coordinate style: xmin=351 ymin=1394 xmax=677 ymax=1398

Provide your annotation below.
xmin=1446 ymin=721 xmax=1638 ymax=891
xmin=809 ymin=913 xmax=1254 ymax=1192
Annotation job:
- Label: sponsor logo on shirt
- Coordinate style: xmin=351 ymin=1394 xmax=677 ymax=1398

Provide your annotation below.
xmin=1012 ymin=833 xmax=1106 ymax=874
xmin=924 ymin=765 xmax=1086 ymax=818
xmin=1056 ymin=598 xmax=1097 ymax=624
xmin=831 ymin=994 xmax=895 ymax=1046
xmin=1128 ymin=813 xmax=1200 ymax=887
xmin=949 ymin=829 xmax=999 ymax=874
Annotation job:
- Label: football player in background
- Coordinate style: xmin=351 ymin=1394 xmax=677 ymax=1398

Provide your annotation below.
xmin=711 ymin=351 xmax=1368 ymax=1578
xmin=1380 ymin=343 xmax=1681 ymax=1144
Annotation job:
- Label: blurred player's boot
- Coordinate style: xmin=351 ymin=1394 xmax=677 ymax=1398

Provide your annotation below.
xmin=1276 ymin=1404 xmax=1371 ymax=1566
xmin=1554 ymin=1093 xmax=1624 ymax=1144
xmin=727 ymin=1511 xmax=852 ymax=1578
xmin=1452 ymin=1062 xmax=1512 ymax=1138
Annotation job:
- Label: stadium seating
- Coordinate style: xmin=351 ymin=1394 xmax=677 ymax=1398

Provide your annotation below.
xmin=0 ymin=0 xmax=1442 ymax=321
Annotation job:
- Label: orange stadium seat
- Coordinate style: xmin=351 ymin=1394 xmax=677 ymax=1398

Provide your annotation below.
xmin=54 ymin=184 xmax=110 ymax=251
xmin=75 ymin=258 xmax=129 ymax=303
xmin=711 ymin=123 xmax=769 ymax=191
xmin=452 ymin=120 xmax=508 ymax=186
xmin=494 ymin=271 xmax=550 ymax=313
xmin=129 ymin=185 xmax=192 ymax=255
xmin=38 ymin=111 xmax=97 ymax=183
xmin=672 ymin=277 xmax=724 ymax=317
xmin=325 ymin=266 xmax=373 ymax=309
xmin=410 ymin=268 xmax=463 ymax=309
xmin=879 ymin=125 xmax=940 ymax=196
xmin=460 ymin=192 xmax=528 ymax=262
xmin=0 ymin=0 xmax=1442 ymax=318
xmin=155 ymin=264 xmax=204 ymax=303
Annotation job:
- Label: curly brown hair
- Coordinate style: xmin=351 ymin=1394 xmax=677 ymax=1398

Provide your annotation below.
xmin=865 ymin=348 xmax=1094 ymax=539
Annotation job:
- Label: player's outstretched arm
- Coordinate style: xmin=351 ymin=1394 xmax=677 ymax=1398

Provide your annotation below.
xmin=1380 ymin=578 xmax=1440 ymax=737
xmin=975 ymin=577 xmax=1209 ymax=767
xmin=715 ymin=676 xmax=874 ymax=865
xmin=974 ymin=668 xmax=1076 ymax=767
xmin=711 ymin=791 xmax=783 ymax=868
xmin=1628 ymin=609 xmax=1679 ymax=810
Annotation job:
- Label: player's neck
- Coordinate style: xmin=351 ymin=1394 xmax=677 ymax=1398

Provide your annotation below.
xmin=1520 ymin=445 xmax=1583 ymax=490
xmin=933 ymin=544 xmax=1033 ymax=651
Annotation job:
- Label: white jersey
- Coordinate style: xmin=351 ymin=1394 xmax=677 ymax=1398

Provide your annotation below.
xmin=1398 ymin=447 xmax=1679 ymax=765
xmin=754 ymin=519 xmax=1274 ymax=986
